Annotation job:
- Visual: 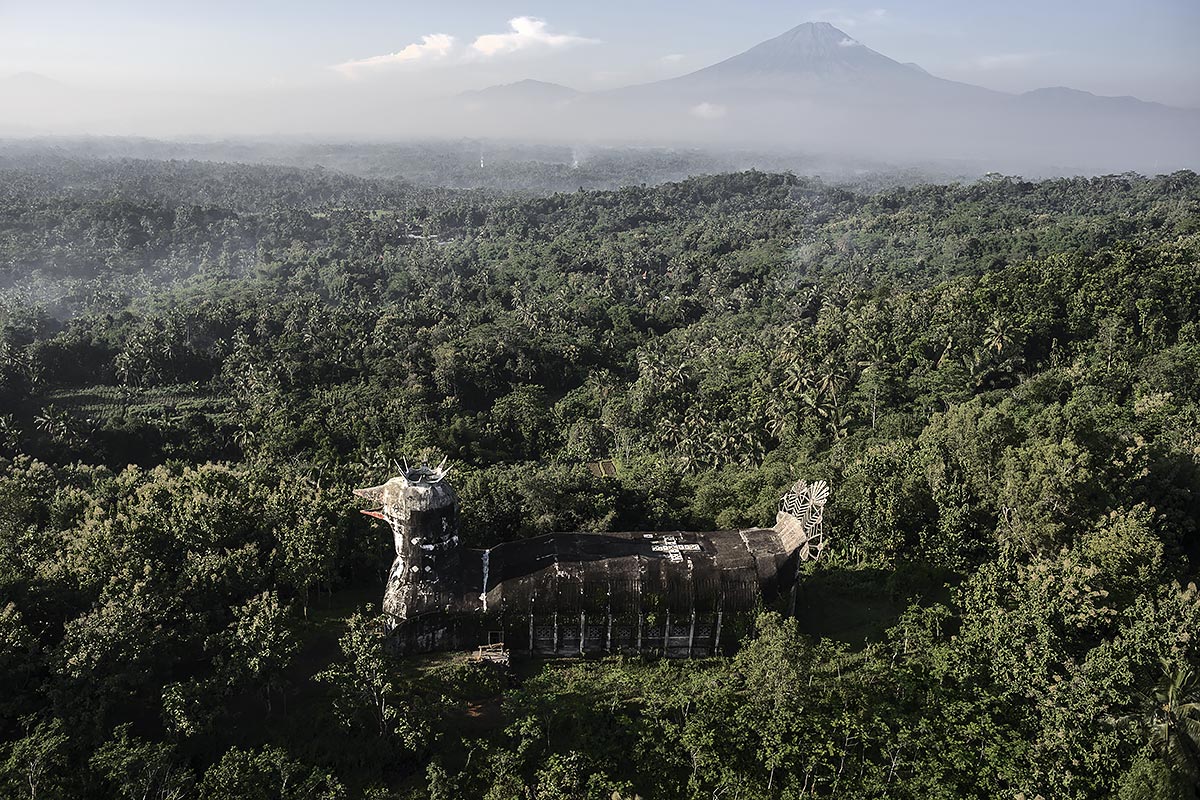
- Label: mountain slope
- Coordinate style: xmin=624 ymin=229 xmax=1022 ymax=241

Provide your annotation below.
xmin=676 ymin=22 xmax=918 ymax=81
xmin=614 ymin=22 xmax=1000 ymax=104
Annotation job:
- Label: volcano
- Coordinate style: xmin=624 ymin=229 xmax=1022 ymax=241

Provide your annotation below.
xmin=612 ymin=22 xmax=1002 ymax=107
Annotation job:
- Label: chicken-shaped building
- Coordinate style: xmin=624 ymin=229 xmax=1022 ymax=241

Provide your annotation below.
xmin=354 ymin=462 xmax=830 ymax=656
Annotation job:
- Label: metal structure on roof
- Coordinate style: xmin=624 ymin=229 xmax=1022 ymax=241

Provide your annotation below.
xmin=354 ymin=462 xmax=830 ymax=656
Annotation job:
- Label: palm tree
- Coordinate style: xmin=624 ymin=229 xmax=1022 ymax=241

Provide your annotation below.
xmin=659 ymin=419 xmax=686 ymax=450
xmin=855 ymin=337 xmax=889 ymax=429
xmin=232 ymin=424 xmax=256 ymax=453
xmin=636 ymin=350 xmax=665 ymax=384
xmin=33 ymin=406 xmax=73 ymax=443
xmin=781 ymin=361 xmax=811 ymax=395
xmin=984 ymin=314 xmax=1015 ymax=354
xmin=763 ymin=397 xmax=794 ymax=441
xmin=1140 ymin=659 xmax=1200 ymax=796
xmin=816 ymin=366 xmax=848 ymax=401
xmin=799 ymin=285 xmax=823 ymax=316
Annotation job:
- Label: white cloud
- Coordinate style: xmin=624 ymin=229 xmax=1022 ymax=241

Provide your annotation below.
xmin=838 ymin=37 xmax=861 ymax=47
xmin=660 ymin=53 xmax=686 ymax=65
xmin=972 ymin=52 xmax=1039 ymax=70
xmin=470 ymin=17 xmax=597 ymax=58
xmin=333 ymin=34 xmax=455 ymax=77
xmin=690 ymin=102 xmax=727 ymax=120
xmin=332 ymin=17 xmax=595 ymax=78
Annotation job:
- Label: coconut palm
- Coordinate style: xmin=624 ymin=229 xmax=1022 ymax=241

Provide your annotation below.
xmin=1136 ymin=658 xmax=1200 ymax=797
xmin=984 ymin=314 xmax=1015 ymax=354
xmin=1155 ymin=661 xmax=1200 ymax=777
xmin=781 ymin=360 xmax=811 ymax=396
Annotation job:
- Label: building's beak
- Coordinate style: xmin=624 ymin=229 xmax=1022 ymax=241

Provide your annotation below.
xmin=353 ymin=484 xmax=387 ymax=503
xmin=360 ymin=510 xmax=388 ymax=522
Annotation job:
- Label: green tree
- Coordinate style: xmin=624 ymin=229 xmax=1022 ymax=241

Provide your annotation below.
xmin=315 ymin=611 xmax=431 ymax=752
xmin=90 ymin=723 xmax=194 ymax=800
xmin=198 ymin=746 xmax=345 ymax=800
xmin=0 ymin=717 xmax=70 ymax=800
xmin=210 ymin=590 xmax=297 ymax=712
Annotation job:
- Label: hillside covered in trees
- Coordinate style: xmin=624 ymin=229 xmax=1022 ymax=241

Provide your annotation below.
xmin=1 ymin=155 xmax=1199 ymax=799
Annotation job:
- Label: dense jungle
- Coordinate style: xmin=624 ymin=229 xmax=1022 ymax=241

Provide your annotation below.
xmin=2 ymin=151 xmax=1199 ymax=799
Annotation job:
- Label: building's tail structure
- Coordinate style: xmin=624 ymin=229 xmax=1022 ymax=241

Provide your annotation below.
xmin=775 ymin=478 xmax=830 ymax=558
xmin=355 ymin=463 xmax=830 ymax=656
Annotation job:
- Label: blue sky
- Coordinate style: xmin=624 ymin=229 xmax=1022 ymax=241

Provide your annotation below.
xmin=2 ymin=0 xmax=1198 ymax=105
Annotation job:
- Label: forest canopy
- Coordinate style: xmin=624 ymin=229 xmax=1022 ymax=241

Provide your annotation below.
xmin=1 ymin=154 xmax=1199 ymax=799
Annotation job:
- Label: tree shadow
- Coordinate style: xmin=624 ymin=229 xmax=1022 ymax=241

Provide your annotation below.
xmin=793 ymin=563 xmax=956 ymax=648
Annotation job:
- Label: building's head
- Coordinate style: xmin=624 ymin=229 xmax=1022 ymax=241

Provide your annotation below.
xmin=354 ymin=460 xmax=459 ymax=563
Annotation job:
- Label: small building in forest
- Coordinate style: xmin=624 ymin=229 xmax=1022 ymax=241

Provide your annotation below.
xmin=354 ymin=462 xmax=830 ymax=656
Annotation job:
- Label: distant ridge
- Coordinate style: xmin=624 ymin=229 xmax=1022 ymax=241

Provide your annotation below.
xmin=2 ymin=71 xmax=66 ymax=88
xmin=1019 ymin=86 xmax=1169 ymax=111
xmin=0 ymin=71 xmax=73 ymax=97
xmin=461 ymin=79 xmax=581 ymax=103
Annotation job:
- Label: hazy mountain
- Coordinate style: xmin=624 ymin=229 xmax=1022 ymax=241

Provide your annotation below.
xmin=458 ymin=21 xmax=1197 ymax=172
xmin=667 ymin=21 xmax=905 ymax=80
xmin=0 ymin=73 xmax=85 ymax=134
xmin=630 ymin=22 xmax=994 ymax=99
xmin=2 ymin=71 xmax=66 ymax=89
xmin=1018 ymin=85 xmax=1171 ymax=112
xmin=461 ymin=79 xmax=581 ymax=103
xmin=0 ymin=72 xmax=76 ymax=104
